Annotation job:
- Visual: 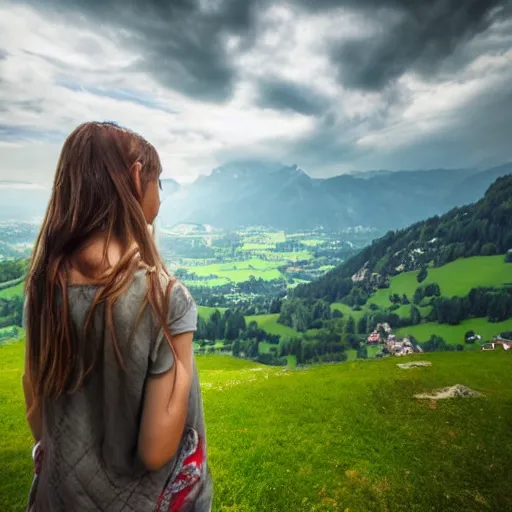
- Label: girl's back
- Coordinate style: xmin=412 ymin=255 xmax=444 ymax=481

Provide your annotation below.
xmin=31 ymin=272 xmax=212 ymax=511
xmin=23 ymin=122 xmax=213 ymax=511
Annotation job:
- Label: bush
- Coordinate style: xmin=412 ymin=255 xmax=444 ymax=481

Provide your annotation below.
xmin=481 ymin=243 xmax=497 ymax=256
xmin=417 ymin=266 xmax=428 ymax=283
xmin=256 ymin=353 xmax=287 ymax=366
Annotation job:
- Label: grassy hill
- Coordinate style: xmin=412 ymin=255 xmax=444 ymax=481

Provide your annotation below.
xmin=396 ymin=318 xmax=512 ymax=344
xmin=245 ymin=313 xmax=298 ymax=337
xmin=1 ymin=341 xmax=511 ymax=511
xmin=0 ymin=281 xmax=24 ymax=299
xmin=328 ymin=255 xmax=512 ymax=346
xmin=368 ymin=255 xmax=512 ymax=308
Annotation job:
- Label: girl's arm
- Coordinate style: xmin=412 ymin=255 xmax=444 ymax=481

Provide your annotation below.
xmin=137 ymin=331 xmax=194 ymax=471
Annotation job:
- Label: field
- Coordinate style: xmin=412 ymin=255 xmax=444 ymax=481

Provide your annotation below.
xmin=245 ymin=313 xmax=299 ymax=337
xmin=197 ymin=305 xmax=228 ymax=319
xmin=0 ymin=281 xmax=24 ymax=299
xmin=330 ymin=256 xmax=512 ymax=346
xmin=368 ymin=255 xmax=512 ymax=307
xmin=187 ymin=259 xmax=286 ymax=285
xmin=396 ymin=317 xmax=512 ymax=344
xmin=159 ymin=226 xmax=373 ymax=290
xmin=1 ymin=341 xmax=511 ymax=511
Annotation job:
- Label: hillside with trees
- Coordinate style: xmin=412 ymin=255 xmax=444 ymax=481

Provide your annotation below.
xmin=293 ymin=174 xmax=512 ymax=304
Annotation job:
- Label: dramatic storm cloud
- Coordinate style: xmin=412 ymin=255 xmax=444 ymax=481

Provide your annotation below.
xmin=0 ymin=0 xmax=511 ymax=183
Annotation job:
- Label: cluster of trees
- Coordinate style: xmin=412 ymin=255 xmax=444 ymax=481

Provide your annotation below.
xmin=417 ymin=335 xmax=464 ymax=352
xmin=0 ymin=296 xmax=23 ymax=328
xmin=276 ymin=336 xmax=348 ymax=365
xmin=196 ymin=309 xmax=280 ymax=344
xmin=277 ymin=294 xmax=429 ymax=339
xmin=0 ymin=259 xmax=27 ymax=284
xmin=428 ymin=287 xmax=512 ymax=324
xmin=413 ymin=283 xmax=441 ymax=304
xmin=389 ymin=293 xmax=410 ymax=305
xmin=278 ymin=298 xmax=332 ymax=331
xmin=189 ymin=277 xmax=287 ymax=314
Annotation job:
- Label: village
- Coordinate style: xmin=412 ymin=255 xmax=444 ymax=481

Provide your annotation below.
xmin=366 ymin=322 xmax=422 ymax=356
xmin=366 ymin=322 xmax=512 ymax=355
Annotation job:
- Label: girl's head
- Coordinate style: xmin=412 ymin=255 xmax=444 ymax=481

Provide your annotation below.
xmin=50 ymin=121 xmax=161 ymax=246
xmin=26 ymin=122 xmax=174 ymax=400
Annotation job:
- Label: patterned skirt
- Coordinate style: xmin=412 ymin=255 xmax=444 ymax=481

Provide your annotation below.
xmin=155 ymin=426 xmax=208 ymax=512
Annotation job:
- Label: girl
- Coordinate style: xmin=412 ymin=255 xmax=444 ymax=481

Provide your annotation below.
xmin=22 ymin=121 xmax=213 ymax=511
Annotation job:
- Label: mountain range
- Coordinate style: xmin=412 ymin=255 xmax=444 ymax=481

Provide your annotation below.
xmin=1 ymin=162 xmax=511 ymax=232
xmin=159 ymin=161 xmax=512 ymax=231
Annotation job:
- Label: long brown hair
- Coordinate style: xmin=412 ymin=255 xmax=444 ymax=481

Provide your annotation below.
xmin=25 ymin=121 xmax=175 ymax=401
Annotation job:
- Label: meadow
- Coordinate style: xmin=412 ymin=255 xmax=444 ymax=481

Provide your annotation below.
xmin=328 ymin=256 xmax=512 ymax=346
xmin=1 ymin=341 xmax=511 ymax=511
xmin=0 ymin=281 xmax=23 ymax=299
xmin=368 ymin=255 xmax=512 ymax=308
xmin=187 ymin=259 xmax=286 ymax=284
xmin=245 ymin=313 xmax=298 ymax=337
xmin=396 ymin=317 xmax=512 ymax=344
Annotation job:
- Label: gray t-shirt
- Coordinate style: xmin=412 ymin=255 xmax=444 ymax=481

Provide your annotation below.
xmin=27 ymin=269 xmax=213 ymax=511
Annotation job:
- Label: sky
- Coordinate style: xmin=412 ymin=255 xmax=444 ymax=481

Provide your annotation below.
xmin=0 ymin=0 xmax=511 ymax=184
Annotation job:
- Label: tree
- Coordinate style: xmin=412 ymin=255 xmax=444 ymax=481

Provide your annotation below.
xmin=389 ymin=293 xmax=401 ymax=304
xmin=413 ymin=288 xmax=423 ymax=305
xmin=270 ymin=297 xmax=282 ymax=314
xmin=410 ymin=306 xmax=421 ymax=326
xmin=417 ymin=266 xmax=428 ymax=283
xmin=464 ymin=330 xmax=475 ymax=343
xmin=344 ymin=316 xmax=355 ymax=335
xmin=356 ymin=345 xmax=368 ymax=359
xmin=232 ymin=339 xmax=241 ymax=357
xmin=481 ymin=243 xmax=497 ymax=256
xmin=357 ymin=315 xmax=368 ymax=335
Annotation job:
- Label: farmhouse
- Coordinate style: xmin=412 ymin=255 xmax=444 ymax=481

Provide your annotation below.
xmin=385 ymin=337 xmax=423 ymax=356
xmin=367 ymin=330 xmax=381 ymax=343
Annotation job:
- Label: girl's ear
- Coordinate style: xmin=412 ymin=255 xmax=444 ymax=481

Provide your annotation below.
xmin=131 ymin=162 xmax=143 ymax=200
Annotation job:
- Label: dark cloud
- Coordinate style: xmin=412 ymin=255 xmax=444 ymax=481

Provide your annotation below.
xmin=19 ymin=0 xmax=512 ymax=103
xmin=325 ymin=0 xmax=511 ymax=90
xmin=256 ymin=78 xmax=329 ymax=116
xmin=281 ymin=76 xmax=512 ymax=175
xmin=24 ymin=0 xmax=267 ymax=102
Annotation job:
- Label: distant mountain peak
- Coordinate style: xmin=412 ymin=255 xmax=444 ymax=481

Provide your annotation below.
xmin=210 ymin=160 xmax=309 ymax=179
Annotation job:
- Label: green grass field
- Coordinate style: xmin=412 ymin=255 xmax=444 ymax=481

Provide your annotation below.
xmin=2 ymin=342 xmax=511 ymax=511
xmin=0 ymin=281 xmax=24 ymax=299
xmin=331 ymin=303 xmax=367 ymax=322
xmin=328 ymin=256 xmax=512 ymax=348
xmin=197 ymin=305 xmax=228 ymax=319
xmin=245 ymin=313 xmax=299 ymax=337
xmin=184 ymin=258 xmax=286 ymax=286
xmin=396 ymin=317 xmax=512 ymax=344
xmin=369 ymin=255 xmax=512 ymax=307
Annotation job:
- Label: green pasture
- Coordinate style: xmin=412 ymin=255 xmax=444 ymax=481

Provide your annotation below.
xmin=2 ymin=342 xmax=511 ymax=511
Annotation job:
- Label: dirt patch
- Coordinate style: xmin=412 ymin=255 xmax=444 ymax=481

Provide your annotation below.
xmin=397 ymin=361 xmax=432 ymax=369
xmin=414 ymin=384 xmax=483 ymax=400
